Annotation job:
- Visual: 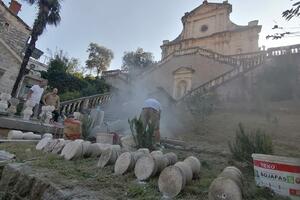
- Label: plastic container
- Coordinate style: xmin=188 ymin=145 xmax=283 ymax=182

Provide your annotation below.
xmin=252 ymin=154 xmax=300 ymax=199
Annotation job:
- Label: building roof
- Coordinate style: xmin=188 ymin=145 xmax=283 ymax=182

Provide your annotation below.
xmin=182 ymin=1 xmax=231 ymax=22
xmin=0 ymin=1 xmax=31 ymax=31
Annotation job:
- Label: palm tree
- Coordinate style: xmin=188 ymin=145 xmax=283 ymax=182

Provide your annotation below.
xmin=11 ymin=0 xmax=62 ymax=97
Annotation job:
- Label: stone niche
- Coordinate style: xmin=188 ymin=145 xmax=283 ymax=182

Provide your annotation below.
xmin=172 ymin=67 xmax=195 ymax=100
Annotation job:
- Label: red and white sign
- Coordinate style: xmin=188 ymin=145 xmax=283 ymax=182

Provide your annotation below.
xmin=252 ymin=154 xmax=300 ymax=200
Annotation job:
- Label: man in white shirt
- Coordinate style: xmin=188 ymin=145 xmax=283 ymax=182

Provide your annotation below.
xmin=26 ymin=80 xmax=47 ymax=119
xmin=140 ymin=98 xmax=162 ymax=146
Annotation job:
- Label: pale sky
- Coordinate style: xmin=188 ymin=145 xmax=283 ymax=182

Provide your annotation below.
xmin=3 ymin=0 xmax=300 ymax=69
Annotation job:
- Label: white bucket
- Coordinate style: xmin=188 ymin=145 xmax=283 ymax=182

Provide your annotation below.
xmin=252 ymin=154 xmax=300 ymax=199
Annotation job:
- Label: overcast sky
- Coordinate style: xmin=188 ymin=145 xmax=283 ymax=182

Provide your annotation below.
xmin=3 ymin=0 xmax=300 ymax=69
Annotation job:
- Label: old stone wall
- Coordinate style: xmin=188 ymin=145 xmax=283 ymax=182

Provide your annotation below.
xmin=0 ymin=3 xmax=30 ymax=55
xmin=0 ymin=41 xmax=21 ymax=93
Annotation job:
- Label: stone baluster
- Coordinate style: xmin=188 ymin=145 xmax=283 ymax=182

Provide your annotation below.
xmin=0 ymin=93 xmax=11 ymax=113
xmin=60 ymin=104 xmax=66 ymax=116
xmin=73 ymin=102 xmax=78 ymax=113
xmin=91 ymin=98 xmax=96 ymax=108
xmin=94 ymin=98 xmax=98 ymax=107
xmin=70 ymin=103 xmax=75 ymax=114
xmin=82 ymin=98 xmax=90 ymax=110
xmin=76 ymin=101 xmax=81 ymax=112
xmin=23 ymin=100 xmax=35 ymax=120
xmin=96 ymin=97 xmax=100 ymax=105
xmin=63 ymin=105 xmax=68 ymax=115
xmin=7 ymin=97 xmax=19 ymax=115
xmin=75 ymin=101 xmax=80 ymax=112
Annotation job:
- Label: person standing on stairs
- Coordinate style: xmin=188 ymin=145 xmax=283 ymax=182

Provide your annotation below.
xmin=140 ymin=98 xmax=162 ymax=148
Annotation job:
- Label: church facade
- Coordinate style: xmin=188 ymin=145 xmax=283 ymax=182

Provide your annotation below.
xmin=161 ymin=0 xmax=261 ymax=59
xmin=132 ymin=0 xmax=262 ymax=101
xmin=105 ymin=1 xmax=293 ymax=104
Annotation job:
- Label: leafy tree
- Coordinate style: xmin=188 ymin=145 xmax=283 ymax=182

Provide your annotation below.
xmin=11 ymin=0 xmax=62 ymax=97
xmin=283 ymin=1 xmax=300 ymax=20
xmin=122 ymin=48 xmax=154 ymax=73
xmin=41 ymin=56 xmax=88 ymax=94
xmin=42 ymin=51 xmax=110 ymax=101
xmin=267 ymin=1 xmax=300 ymax=39
xmin=86 ymin=43 xmax=114 ymax=77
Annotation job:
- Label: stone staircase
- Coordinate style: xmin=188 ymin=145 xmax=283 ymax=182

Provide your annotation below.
xmin=60 ymin=44 xmax=300 ymax=119
xmin=177 ymin=44 xmax=300 ymax=103
xmin=139 ymin=46 xmax=244 ymax=78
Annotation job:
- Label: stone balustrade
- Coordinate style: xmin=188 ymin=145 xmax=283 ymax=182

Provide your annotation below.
xmin=60 ymin=93 xmax=111 ymax=115
xmin=180 ymin=44 xmax=300 ymax=102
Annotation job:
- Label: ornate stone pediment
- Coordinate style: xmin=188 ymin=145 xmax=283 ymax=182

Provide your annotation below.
xmin=173 ymin=67 xmax=195 ymax=75
xmin=182 ymin=1 xmax=231 ymax=22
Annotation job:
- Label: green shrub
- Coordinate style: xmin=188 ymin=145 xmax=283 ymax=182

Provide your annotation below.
xmin=128 ymin=117 xmax=155 ymax=150
xmin=229 ymin=123 xmax=273 ymax=164
xmin=186 ymin=92 xmax=218 ymax=120
xmin=81 ymin=114 xmax=93 ymax=140
xmin=60 ymin=91 xmax=81 ymax=101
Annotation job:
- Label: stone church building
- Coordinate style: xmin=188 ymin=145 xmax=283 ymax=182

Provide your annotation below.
xmin=106 ymin=0 xmax=265 ymax=102
xmin=0 ymin=0 xmax=48 ymax=96
xmin=161 ymin=0 xmax=261 ymax=59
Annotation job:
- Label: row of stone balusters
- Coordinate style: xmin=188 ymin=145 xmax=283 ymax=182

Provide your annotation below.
xmin=36 ymin=138 xmax=244 ymax=200
xmin=36 ymin=135 xmax=121 ymax=161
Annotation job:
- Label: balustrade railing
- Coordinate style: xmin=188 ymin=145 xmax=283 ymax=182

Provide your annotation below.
xmin=159 ymin=46 xmax=241 ymax=67
xmin=60 ymin=93 xmax=111 ymax=115
xmin=179 ymin=44 xmax=300 ymax=103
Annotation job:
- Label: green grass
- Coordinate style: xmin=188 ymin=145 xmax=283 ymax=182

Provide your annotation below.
xmin=0 ymin=143 xmax=292 ymax=199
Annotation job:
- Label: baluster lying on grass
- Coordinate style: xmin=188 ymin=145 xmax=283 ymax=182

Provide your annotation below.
xmin=208 ymin=166 xmax=243 ymax=200
xmin=158 ymin=156 xmax=201 ymax=198
xmin=134 ymin=152 xmax=178 ymax=181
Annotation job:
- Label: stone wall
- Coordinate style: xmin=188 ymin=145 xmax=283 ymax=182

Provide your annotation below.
xmin=0 ymin=2 xmax=31 ymax=55
xmin=216 ymin=55 xmax=300 ymax=102
xmin=0 ymin=41 xmax=21 ymax=93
